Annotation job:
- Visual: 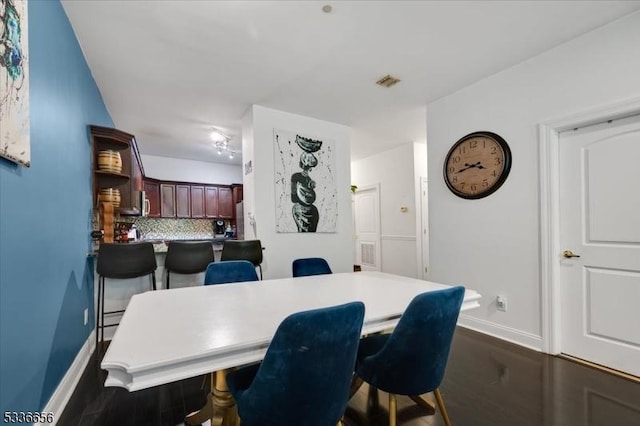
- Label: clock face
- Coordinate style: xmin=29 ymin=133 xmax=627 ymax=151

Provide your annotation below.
xmin=444 ymin=132 xmax=511 ymax=199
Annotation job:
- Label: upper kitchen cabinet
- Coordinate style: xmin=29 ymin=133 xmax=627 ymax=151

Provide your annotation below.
xmin=191 ymin=186 xmax=205 ymax=218
xmin=218 ymin=187 xmax=233 ymax=219
xmin=176 ymin=184 xmax=191 ymax=218
xmin=205 ymin=186 xmax=219 ymax=218
xmin=90 ymin=125 xmax=144 ymax=216
xmin=231 ymin=184 xmax=243 ymax=205
xmin=143 ymin=178 xmax=160 ymax=217
xmin=161 ymin=183 xmax=176 ymax=218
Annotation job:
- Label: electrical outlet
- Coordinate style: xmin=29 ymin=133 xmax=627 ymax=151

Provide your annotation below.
xmin=84 ymin=308 xmax=89 ymax=325
xmin=496 ymin=295 xmax=507 ymax=312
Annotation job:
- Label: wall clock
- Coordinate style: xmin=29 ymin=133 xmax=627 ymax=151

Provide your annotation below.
xmin=443 ymin=131 xmax=512 ymax=199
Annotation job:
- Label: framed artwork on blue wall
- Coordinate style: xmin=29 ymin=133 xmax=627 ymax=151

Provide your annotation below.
xmin=1 ymin=0 xmax=30 ymax=167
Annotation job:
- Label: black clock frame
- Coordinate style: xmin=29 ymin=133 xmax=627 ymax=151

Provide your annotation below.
xmin=443 ymin=131 xmax=512 ymax=200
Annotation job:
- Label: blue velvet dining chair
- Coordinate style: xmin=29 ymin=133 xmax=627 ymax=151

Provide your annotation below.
xmin=292 ymin=257 xmax=332 ymax=277
xmin=351 ymin=286 xmax=465 ymax=426
xmin=204 ymin=260 xmax=259 ymax=285
xmin=226 ymin=301 xmax=365 ymax=426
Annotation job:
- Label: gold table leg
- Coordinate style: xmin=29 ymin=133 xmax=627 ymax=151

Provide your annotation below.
xmin=185 ymin=370 xmax=238 ymax=426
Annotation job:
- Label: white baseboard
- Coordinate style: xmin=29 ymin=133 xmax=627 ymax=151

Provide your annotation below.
xmin=458 ymin=314 xmax=543 ymax=352
xmin=37 ymin=333 xmax=95 ymax=426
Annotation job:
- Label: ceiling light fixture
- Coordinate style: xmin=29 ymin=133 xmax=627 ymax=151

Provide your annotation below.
xmin=210 ymin=128 xmax=239 ymax=159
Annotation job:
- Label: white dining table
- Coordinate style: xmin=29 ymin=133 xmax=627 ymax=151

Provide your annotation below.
xmin=101 ymin=271 xmax=481 ymax=424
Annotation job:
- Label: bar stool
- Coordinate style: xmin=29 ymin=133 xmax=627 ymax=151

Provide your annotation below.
xmin=165 ymin=241 xmax=215 ymax=289
xmin=96 ymin=242 xmax=157 ymax=353
xmin=220 ymin=240 xmax=264 ymax=279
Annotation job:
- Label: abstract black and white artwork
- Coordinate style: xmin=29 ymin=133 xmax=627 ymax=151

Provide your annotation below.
xmin=274 ymin=129 xmax=337 ymax=233
xmin=0 ymin=0 xmax=30 ymax=167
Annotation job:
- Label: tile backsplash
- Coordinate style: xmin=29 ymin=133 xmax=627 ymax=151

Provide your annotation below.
xmin=120 ymin=217 xmax=214 ymax=240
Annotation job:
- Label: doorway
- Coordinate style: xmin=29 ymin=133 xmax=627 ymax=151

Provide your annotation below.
xmin=354 ymin=184 xmax=381 ymax=271
xmin=540 ymin=99 xmax=640 ymax=377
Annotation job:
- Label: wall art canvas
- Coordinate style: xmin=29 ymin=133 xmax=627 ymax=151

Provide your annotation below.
xmin=274 ymin=129 xmax=337 ymax=233
xmin=0 ymin=0 xmax=30 ymax=167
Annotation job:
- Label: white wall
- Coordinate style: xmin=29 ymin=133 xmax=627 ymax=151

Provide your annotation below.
xmin=426 ymin=12 xmax=640 ymax=349
xmin=141 ymin=154 xmax=242 ymax=184
xmin=242 ymin=105 xmax=353 ymax=279
xmin=352 ymin=142 xmax=427 ymax=278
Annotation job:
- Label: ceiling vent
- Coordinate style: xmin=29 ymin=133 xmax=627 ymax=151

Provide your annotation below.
xmin=376 ymin=74 xmax=401 ymax=88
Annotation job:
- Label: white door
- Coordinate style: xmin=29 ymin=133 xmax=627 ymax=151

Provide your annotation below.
xmin=354 ymin=185 xmax=381 ymax=271
xmin=559 ymin=114 xmax=640 ymax=376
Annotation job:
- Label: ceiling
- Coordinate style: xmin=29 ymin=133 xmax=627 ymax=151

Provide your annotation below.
xmin=62 ymin=1 xmax=640 ymax=166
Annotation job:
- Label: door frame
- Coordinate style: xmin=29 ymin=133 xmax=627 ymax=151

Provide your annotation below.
xmin=538 ymin=96 xmax=640 ymax=354
xmin=354 ymin=183 xmax=382 ymax=271
xmin=419 ymin=177 xmax=429 ymax=280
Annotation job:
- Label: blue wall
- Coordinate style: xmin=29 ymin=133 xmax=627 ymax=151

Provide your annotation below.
xmin=0 ymin=0 xmax=112 ymax=414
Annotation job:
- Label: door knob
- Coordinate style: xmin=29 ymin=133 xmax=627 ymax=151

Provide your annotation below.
xmin=562 ymin=250 xmax=581 ymax=258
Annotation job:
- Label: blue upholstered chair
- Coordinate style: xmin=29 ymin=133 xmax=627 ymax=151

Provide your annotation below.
xmin=226 ymin=301 xmax=365 ymax=426
xmin=292 ymin=257 xmax=332 ymax=277
xmin=204 ymin=260 xmax=259 ymax=285
xmin=351 ymin=286 xmax=465 ymax=426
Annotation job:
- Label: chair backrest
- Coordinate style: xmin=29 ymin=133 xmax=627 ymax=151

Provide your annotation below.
xmin=292 ymin=257 xmax=332 ymax=277
xmin=204 ymin=260 xmax=259 ymax=285
xmin=357 ymin=286 xmax=465 ymax=395
xmin=220 ymin=240 xmax=263 ymax=266
xmin=230 ymin=301 xmax=365 ymax=426
xmin=97 ymin=242 xmax=157 ymax=279
xmin=165 ymin=241 xmax=214 ymax=274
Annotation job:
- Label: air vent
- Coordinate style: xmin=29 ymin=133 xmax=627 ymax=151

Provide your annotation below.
xmin=376 ymin=74 xmax=401 ymax=88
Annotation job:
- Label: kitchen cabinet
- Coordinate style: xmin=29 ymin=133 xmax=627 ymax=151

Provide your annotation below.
xmin=143 ymin=179 xmax=160 ymax=217
xmin=205 ymin=186 xmax=219 ymax=218
xmin=218 ymin=187 xmax=233 ymax=219
xmin=149 ymin=180 xmax=242 ymax=219
xmin=191 ymin=186 xmax=205 ymax=218
xmin=232 ymin=184 xmax=243 ymax=205
xmin=90 ymin=125 xmax=145 ymax=215
xmin=176 ymin=185 xmax=191 ymax=218
xmin=161 ymin=184 xmax=176 ymax=217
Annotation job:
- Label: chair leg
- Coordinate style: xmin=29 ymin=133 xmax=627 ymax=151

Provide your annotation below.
xmin=434 ymin=388 xmax=452 ymax=426
xmin=349 ymin=375 xmax=364 ymax=398
xmin=151 ymin=273 xmax=156 ymax=291
xmin=409 ymin=394 xmax=436 ymax=415
xmin=166 ymin=271 xmax=170 ymax=289
xmin=388 ymin=393 xmax=397 ymax=426
xmin=258 ymin=265 xmax=263 ymax=280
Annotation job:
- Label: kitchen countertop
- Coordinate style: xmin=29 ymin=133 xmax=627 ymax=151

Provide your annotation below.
xmin=89 ymin=237 xmax=237 ymax=256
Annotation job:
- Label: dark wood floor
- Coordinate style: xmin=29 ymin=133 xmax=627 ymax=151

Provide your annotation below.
xmin=58 ymin=327 xmax=640 ymax=425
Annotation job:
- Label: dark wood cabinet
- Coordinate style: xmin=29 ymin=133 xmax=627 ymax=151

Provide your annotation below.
xmin=205 ymin=186 xmax=219 ymax=218
xmin=218 ymin=187 xmax=233 ymax=219
xmin=161 ymin=184 xmax=176 ymax=218
xmin=90 ymin=125 xmax=145 ymax=216
xmin=176 ymin=184 xmax=191 ymax=218
xmin=232 ymin=184 xmax=243 ymax=205
xmin=191 ymin=186 xmax=205 ymax=218
xmin=143 ymin=179 xmax=160 ymax=217
xmin=148 ymin=180 xmax=242 ymax=220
